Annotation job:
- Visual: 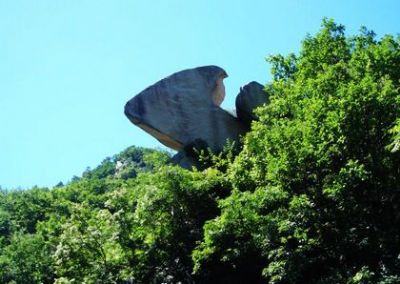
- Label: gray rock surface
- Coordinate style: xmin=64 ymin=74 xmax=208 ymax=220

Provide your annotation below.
xmin=125 ymin=66 xmax=248 ymax=153
xmin=235 ymin=81 xmax=268 ymax=126
xmin=170 ymin=151 xmax=200 ymax=169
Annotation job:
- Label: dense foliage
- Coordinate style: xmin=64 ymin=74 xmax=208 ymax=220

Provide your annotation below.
xmin=1 ymin=20 xmax=399 ymax=283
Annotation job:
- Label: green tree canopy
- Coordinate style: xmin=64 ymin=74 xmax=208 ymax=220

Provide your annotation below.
xmin=194 ymin=19 xmax=400 ymax=283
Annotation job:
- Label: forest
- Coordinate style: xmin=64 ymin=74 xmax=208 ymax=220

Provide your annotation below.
xmin=1 ymin=20 xmax=400 ymax=283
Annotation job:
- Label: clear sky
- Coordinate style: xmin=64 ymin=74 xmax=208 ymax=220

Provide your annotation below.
xmin=1 ymin=0 xmax=399 ymax=189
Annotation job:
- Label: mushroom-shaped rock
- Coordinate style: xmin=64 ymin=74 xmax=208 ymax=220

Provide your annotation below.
xmin=125 ymin=66 xmax=247 ymax=153
xmin=235 ymin=81 xmax=268 ymax=126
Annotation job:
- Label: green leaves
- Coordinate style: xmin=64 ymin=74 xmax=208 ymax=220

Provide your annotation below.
xmin=194 ymin=19 xmax=400 ymax=283
xmin=53 ymin=204 xmax=129 ymax=283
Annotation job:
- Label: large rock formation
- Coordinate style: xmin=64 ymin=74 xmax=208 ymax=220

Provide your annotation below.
xmin=124 ymin=65 xmax=268 ymax=168
xmin=124 ymin=66 xmax=247 ymax=153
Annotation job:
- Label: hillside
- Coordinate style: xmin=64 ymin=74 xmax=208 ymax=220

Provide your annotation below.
xmin=1 ymin=20 xmax=400 ymax=283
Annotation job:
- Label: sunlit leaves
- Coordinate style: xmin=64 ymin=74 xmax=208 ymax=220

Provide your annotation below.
xmin=195 ymin=19 xmax=400 ymax=283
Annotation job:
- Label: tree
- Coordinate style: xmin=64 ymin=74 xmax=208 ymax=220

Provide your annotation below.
xmin=194 ymin=19 xmax=400 ymax=283
xmin=0 ymin=232 xmax=55 ymax=283
xmin=53 ymin=204 xmax=129 ymax=283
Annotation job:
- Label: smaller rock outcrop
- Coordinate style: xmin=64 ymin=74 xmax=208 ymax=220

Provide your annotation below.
xmin=235 ymin=81 xmax=268 ymax=127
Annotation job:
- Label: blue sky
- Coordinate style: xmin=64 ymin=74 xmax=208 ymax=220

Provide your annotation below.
xmin=1 ymin=0 xmax=399 ymax=189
